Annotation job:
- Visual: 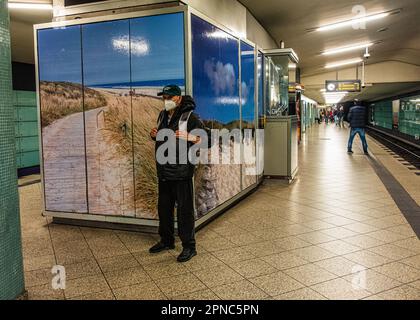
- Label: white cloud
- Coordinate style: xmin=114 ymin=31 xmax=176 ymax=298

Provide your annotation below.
xmin=112 ymin=36 xmax=149 ymax=56
xmin=241 ymin=81 xmax=249 ymax=105
xmin=204 ymin=60 xmax=236 ymax=96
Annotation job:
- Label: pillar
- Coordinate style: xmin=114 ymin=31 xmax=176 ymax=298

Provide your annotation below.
xmin=0 ymin=0 xmax=25 ymax=300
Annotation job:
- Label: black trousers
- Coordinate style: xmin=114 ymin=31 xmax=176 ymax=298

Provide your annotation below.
xmin=158 ymin=179 xmax=196 ymax=249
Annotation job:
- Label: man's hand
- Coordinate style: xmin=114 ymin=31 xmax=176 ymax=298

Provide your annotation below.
xmin=175 ymin=130 xmax=200 ymax=144
xmin=150 ymin=127 xmax=158 ymax=139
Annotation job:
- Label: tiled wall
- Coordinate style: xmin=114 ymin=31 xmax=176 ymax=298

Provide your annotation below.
xmin=369 ymin=100 xmax=393 ymax=130
xmin=0 ymin=0 xmax=25 ymax=299
xmin=400 ymin=95 xmax=420 ymax=138
xmin=369 ymin=95 xmax=420 ymax=138
xmin=13 ymin=90 xmax=40 ymax=169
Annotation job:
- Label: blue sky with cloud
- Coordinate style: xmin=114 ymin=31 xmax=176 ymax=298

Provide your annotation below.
xmin=191 ymin=15 xmax=240 ymax=125
xmin=38 ymin=13 xmax=185 ymax=87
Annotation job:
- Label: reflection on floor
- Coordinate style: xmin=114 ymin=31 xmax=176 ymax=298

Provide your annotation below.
xmin=20 ymin=124 xmax=420 ymax=300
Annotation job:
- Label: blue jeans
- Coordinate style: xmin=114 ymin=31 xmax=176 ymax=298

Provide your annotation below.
xmin=348 ymin=127 xmax=368 ymax=152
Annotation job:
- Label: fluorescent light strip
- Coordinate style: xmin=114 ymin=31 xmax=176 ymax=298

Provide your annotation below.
xmin=323 ymin=42 xmax=373 ymax=56
xmin=317 ymin=12 xmax=390 ymax=32
xmin=325 ymin=58 xmax=363 ymax=69
xmin=8 ymin=2 xmax=54 ymax=10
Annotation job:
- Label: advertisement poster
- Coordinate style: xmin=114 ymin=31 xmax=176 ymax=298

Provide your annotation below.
xmin=82 ymin=19 xmax=135 ymax=217
xmin=240 ymin=41 xmax=257 ymax=189
xmin=257 ymin=52 xmax=265 ymax=177
xmin=38 ymin=25 xmax=88 ymax=213
xmin=130 ymin=13 xmax=185 ymax=218
xmin=38 ymin=13 xmax=185 ymax=218
xmin=191 ymin=15 xmax=242 ymax=218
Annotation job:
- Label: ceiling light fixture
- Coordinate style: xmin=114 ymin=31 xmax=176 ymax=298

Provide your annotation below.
xmin=325 ymin=58 xmax=363 ymax=69
xmin=316 ymin=12 xmax=390 ymax=32
xmin=8 ymin=2 xmax=54 ymax=10
xmin=322 ymin=42 xmax=373 ymax=56
xmin=322 ymin=91 xmax=349 ymax=104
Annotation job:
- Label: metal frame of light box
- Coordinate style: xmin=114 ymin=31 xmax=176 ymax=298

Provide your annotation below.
xmin=34 ymin=4 xmax=263 ymax=231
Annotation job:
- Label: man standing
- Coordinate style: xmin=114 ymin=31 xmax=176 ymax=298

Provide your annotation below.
xmin=149 ymin=85 xmax=205 ymax=262
xmin=347 ymin=101 xmax=368 ymax=154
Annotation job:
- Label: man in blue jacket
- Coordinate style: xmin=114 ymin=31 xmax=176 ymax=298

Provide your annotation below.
xmin=347 ymin=101 xmax=369 ymax=154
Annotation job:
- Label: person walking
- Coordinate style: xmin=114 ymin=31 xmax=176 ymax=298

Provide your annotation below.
xmin=149 ymin=84 xmax=206 ymax=262
xmin=337 ymin=106 xmax=344 ymax=128
xmin=347 ymin=101 xmax=368 ymax=154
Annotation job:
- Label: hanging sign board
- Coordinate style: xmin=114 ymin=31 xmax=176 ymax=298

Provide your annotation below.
xmin=325 ymin=80 xmax=361 ymax=92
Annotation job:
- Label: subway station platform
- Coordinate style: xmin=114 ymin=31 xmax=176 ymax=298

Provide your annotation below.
xmin=20 ymin=124 xmax=420 ymax=300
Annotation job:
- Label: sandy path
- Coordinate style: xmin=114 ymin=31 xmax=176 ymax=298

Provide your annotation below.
xmin=42 ymin=112 xmax=88 ymax=213
xmin=85 ymin=98 xmax=135 ymax=216
xmin=43 ymin=103 xmax=135 ymax=216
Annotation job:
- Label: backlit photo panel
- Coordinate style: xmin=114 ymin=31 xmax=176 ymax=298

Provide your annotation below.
xmin=82 ymin=19 xmax=135 ymax=216
xmin=37 ymin=26 xmax=88 ymax=213
xmin=257 ymin=51 xmax=264 ymax=177
xmin=130 ymin=13 xmax=185 ymax=219
xmin=240 ymin=41 xmax=257 ymax=189
xmin=191 ymin=15 xmax=241 ymax=218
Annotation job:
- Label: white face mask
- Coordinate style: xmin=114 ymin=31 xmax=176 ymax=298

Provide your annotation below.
xmin=164 ymin=99 xmax=177 ymax=112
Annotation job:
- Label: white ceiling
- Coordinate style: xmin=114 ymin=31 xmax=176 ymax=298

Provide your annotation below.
xmin=240 ymin=0 xmax=420 ymax=76
xmin=8 ymin=0 xmax=420 ymax=102
xmin=9 ymin=0 xmax=53 ymax=64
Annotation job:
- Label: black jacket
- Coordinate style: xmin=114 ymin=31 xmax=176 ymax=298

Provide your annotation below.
xmin=347 ymin=105 xmax=366 ymax=128
xmin=154 ymin=95 xmax=207 ymax=181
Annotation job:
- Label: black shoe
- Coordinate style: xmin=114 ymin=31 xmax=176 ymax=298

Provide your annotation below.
xmin=177 ymin=247 xmax=197 ymax=262
xmin=149 ymin=242 xmax=175 ymax=254
xmin=347 ymin=150 xmax=353 ymax=154
xmin=364 ymin=151 xmax=369 ymax=155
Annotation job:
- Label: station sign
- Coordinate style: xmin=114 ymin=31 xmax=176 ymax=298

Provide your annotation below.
xmin=325 ymin=80 xmax=361 ymax=93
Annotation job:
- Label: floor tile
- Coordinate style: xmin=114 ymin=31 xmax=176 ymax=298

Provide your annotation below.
xmin=69 ymin=289 xmax=115 ymax=300
xmin=273 ymin=236 xmax=312 ymax=250
xmin=290 ymin=246 xmax=337 ymax=262
xmin=212 ymin=280 xmax=269 ymax=300
xmin=314 ymin=256 xmax=361 ymax=277
xmin=64 ymin=274 xmax=110 ymax=299
xmin=400 ymin=255 xmax=420 ymax=269
xmin=133 ymin=250 xmax=175 ymax=266
xmin=104 ymin=266 xmax=151 ymax=289
xmin=113 ymin=281 xmax=166 ymax=300
xmin=368 ymin=244 xmax=417 ymax=261
xmin=283 ymin=264 xmax=337 ymax=286
xmin=249 ymin=271 xmax=304 ymax=296
xmin=343 ymin=269 xmax=402 ymax=294
xmin=377 ymin=285 xmax=420 ymax=300
xmin=64 ymin=259 xmax=101 ymax=280
xmin=261 ymin=251 xmax=309 ymax=271
xmin=311 ymin=278 xmax=372 ymax=300
xmin=229 ymin=258 xmax=278 ymax=279
xmin=97 ymin=253 xmax=140 ymax=273
xmin=241 ymin=240 xmax=286 ymax=258
xmin=344 ymin=250 xmax=393 ymax=268
xmin=273 ymin=287 xmax=327 ymax=300
xmin=320 ymin=227 xmax=358 ymax=239
xmin=192 ymin=265 xmax=244 ymax=288
xmin=27 ymin=284 xmax=65 ymax=300
xmin=182 ymin=253 xmax=225 ymax=272
xmin=212 ymin=246 xmax=256 ymax=264
xmin=342 ymin=234 xmax=386 ymax=249
xmin=373 ymin=262 xmax=420 ymax=283
xmin=155 ymin=273 xmax=207 ymax=298
xmin=25 ymin=268 xmax=52 ymax=288
xmin=318 ymin=240 xmax=361 ymax=255
xmin=143 ymin=260 xmax=189 ymax=280
xmin=173 ymin=289 xmax=220 ymax=300
xmin=297 ymin=231 xmax=337 ymax=245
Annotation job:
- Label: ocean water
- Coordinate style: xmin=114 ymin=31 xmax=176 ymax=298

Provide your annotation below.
xmin=90 ymin=79 xmax=185 ymax=89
